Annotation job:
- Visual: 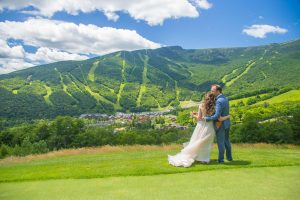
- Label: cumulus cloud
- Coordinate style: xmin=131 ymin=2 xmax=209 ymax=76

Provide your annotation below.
xmin=0 ymin=58 xmax=34 ymax=74
xmin=0 ymin=39 xmax=25 ymax=59
xmin=0 ymin=38 xmax=89 ymax=74
xmin=0 ymin=18 xmax=161 ymax=74
xmin=0 ymin=18 xmax=161 ymax=55
xmin=0 ymin=0 xmax=212 ymax=26
xmin=0 ymin=41 xmax=33 ymax=74
xmin=26 ymin=47 xmax=89 ymax=64
xmin=192 ymin=0 xmax=213 ymax=9
xmin=242 ymin=24 xmax=288 ymax=38
xmin=104 ymin=10 xmax=119 ymax=22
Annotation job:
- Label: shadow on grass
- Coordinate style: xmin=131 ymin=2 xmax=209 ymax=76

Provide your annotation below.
xmin=194 ymin=159 xmax=251 ymax=166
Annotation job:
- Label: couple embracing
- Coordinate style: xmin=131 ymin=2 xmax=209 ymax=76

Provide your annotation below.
xmin=168 ymin=84 xmax=233 ymax=167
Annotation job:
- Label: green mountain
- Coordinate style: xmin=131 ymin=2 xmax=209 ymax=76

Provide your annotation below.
xmin=1 ymin=39 xmax=299 ymax=119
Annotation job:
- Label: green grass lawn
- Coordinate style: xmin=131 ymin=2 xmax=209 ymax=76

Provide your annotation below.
xmin=230 ymin=93 xmax=269 ymax=106
xmin=0 ymin=144 xmax=299 ymax=200
xmin=256 ymin=90 xmax=300 ymax=105
xmin=230 ymin=90 xmax=300 ymax=106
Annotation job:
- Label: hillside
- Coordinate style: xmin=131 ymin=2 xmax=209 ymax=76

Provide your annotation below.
xmin=0 ymin=39 xmax=300 ymax=119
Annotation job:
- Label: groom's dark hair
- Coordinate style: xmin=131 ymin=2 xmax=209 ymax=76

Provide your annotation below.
xmin=212 ymin=84 xmax=222 ymax=93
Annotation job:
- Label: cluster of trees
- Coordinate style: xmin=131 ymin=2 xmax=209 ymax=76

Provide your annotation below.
xmin=119 ymin=83 xmax=140 ymax=111
xmin=230 ymin=106 xmax=300 ymax=143
xmin=176 ymin=101 xmax=300 ymax=144
xmin=89 ymin=82 xmax=117 ymax=103
xmin=229 ymin=101 xmax=300 ymax=144
xmin=148 ymin=54 xmax=189 ymax=81
xmin=0 ymin=116 xmax=192 ymax=159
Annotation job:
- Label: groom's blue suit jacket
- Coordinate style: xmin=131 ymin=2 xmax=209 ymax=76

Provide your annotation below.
xmin=204 ymin=94 xmax=230 ymax=129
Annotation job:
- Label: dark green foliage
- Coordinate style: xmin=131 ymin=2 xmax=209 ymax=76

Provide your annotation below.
xmin=0 ymin=87 xmax=51 ymax=119
xmin=47 ymin=116 xmax=85 ymax=150
xmin=119 ymin=83 xmax=140 ymax=110
xmin=0 ymin=115 xmax=193 ymax=158
xmin=229 ymin=102 xmax=300 ymax=144
xmin=73 ymin=127 xmax=115 ymax=147
xmin=289 ymin=105 xmax=300 ymax=144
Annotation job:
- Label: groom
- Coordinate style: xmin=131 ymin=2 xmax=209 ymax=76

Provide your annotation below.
xmin=200 ymin=84 xmax=233 ymax=163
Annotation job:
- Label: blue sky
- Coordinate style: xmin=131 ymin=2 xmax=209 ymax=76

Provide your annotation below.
xmin=0 ymin=0 xmax=299 ymax=74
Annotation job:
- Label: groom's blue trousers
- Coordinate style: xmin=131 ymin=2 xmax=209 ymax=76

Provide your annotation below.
xmin=216 ymin=127 xmax=232 ymax=162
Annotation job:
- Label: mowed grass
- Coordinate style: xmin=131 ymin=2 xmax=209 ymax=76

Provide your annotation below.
xmin=256 ymin=90 xmax=300 ymax=105
xmin=0 ymin=144 xmax=299 ymax=200
xmin=230 ymin=93 xmax=269 ymax=106
xmin=0 ymin=166 xmax=299 ymax=200
xmin=229 ymin=90 xmax=300 ymax=107
xmin=0 ymin=144 xmax=299 ymax=183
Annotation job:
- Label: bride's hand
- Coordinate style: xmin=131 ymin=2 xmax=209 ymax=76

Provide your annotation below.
xmin=197 ymin=115 xmax=203 ymax=121
xmin=218 ymin=115 xmax=230 ymax=121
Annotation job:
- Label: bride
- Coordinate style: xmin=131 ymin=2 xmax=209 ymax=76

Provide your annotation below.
xmin=168 ymin=92 xmax=230 ymax=167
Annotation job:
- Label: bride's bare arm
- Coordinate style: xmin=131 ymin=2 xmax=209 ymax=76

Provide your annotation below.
xmin=191 ymin=103 xmax=202 ymax=120
xmin=196 ymin=104 xmax=203 ymax=121
xmin=218 ymin=115 xmax=230 ymax=121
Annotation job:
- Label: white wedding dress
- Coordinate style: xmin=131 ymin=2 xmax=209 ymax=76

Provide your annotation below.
xmin=168 ymin=104 xmax=216 ymax=167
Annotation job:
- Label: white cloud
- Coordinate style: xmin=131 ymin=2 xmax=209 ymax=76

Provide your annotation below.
xmin=0 ymin=58 xmax=33 ymax=74
xmin=0 ymin=18 xmax=161 ymax=55
xmin=0 ymin=38 xmax=32 ymax=74
xmin=0 ymin=0 xmax=212 ymax=26
xmin=104 ymin=11 xmax=119 ymax=22
xmin=0 ymin=18 xmax=161 ymax=74
xmin=192 ymin=0 xmax=213 ymax=9
xmin=242 ymin=24 xmax=288 ymax=38
xmin=0 ymin=38 xmax=89 ymax=74
xmin=26 ymin=47 xmax=89 ymax=64
xmin=0 ymin=39 xmax=25 ymax=59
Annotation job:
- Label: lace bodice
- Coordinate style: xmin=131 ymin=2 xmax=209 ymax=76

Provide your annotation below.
xmin=198 ymin=102 xmax=207 ymax=117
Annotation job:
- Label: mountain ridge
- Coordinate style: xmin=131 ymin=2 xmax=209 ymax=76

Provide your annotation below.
xmin=2 ymin=38 xmax=299 ymax=77
xmin=0 ymin=39 xmax=299 ymax=119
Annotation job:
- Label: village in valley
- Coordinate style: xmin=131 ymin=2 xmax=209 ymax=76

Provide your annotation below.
xmin=79 ymin=108 xmax=189 ymax=133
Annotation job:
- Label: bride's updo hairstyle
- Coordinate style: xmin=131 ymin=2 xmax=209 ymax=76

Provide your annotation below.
xmin=204 ymin=92 xmax=216 ymax=116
